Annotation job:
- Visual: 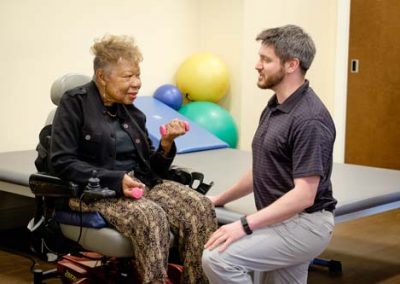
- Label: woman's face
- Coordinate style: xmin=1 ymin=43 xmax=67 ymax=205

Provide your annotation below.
xmin=100 ymin=58 xmax=141 ymax=105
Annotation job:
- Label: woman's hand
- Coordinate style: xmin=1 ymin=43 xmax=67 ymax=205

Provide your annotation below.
xmin=122 ymin=174 xmax=145 ymax=198
xmin=160 ymin=119 xmax=188 ymax=154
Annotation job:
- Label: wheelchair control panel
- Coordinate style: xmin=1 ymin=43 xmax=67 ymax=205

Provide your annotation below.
xmin=82 ymin=170 xmax=116 ymax=201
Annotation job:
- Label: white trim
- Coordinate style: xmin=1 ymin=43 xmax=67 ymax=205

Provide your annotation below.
xmin=333 ymin=0 xmax=351 ymax=163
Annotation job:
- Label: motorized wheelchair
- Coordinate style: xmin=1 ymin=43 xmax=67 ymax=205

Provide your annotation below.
xmin=28 ymin=73 xmax=213 ymax=284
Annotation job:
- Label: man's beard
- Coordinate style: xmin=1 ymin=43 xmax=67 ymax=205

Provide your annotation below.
xmin=257 ymin=67 xmax=285 ymax=90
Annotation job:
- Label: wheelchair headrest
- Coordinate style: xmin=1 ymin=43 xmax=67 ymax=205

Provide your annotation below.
xmin=50 ymin=73 xmax=91 ymax=106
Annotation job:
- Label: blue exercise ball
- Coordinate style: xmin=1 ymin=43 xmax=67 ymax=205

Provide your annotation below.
xmin=179 ymin=102 xmax=238 ymax=148
xmin=153 ymin=84 xmax=183 ymax=110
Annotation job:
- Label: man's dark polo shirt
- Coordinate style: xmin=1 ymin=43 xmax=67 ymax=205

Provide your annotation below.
xmin=252 ymin=80 xmax=337 ymax=213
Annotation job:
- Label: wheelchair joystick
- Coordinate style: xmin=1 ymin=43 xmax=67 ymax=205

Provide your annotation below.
xmin=87 ymin=170 xmax=101 ymax=190
xmin=160 ymin=121 xmax=189 ymax=136
xmin=128 ymin=187 xmax=144 ymax=199
xmin=82 ymin=170 xmax=116 ymax=201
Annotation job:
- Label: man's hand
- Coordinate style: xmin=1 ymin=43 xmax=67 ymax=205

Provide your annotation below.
xmin=204 ymin=221 xmax=246 ymax=252
xmin=207 ymin=195 xmax=225 ymax=207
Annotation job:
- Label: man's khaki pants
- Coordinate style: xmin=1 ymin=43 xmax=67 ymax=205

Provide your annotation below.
xmin=202 ymin=210 xmax=334 ymax=284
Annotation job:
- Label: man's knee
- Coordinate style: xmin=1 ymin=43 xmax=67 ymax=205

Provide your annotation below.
xmin=202 ymin=248 xmax=253 ymax=284
xmin=201 ymin=248 xmax=238 ymax=274
xmin=202 ymin=249 xmax=222 ymax=273
xmin=202 ymin=249 xmax=212 ymax=270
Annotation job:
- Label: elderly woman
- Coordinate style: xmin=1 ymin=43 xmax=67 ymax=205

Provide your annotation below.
xmin=50 ymin=34 xmax=217 ymax=284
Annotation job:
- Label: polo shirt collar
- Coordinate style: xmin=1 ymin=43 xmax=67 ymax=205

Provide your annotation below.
xmin=267 ymin=80 xmax=309 ymax=113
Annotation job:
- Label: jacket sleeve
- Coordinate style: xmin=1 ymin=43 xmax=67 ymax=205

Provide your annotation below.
xmin=50 ymin=92 xmax=125 ymax=195
xmin=123 ymin=104 xmax=177 ymax=179
xmin=150 ymin=142 xmax=177 ymax=177
xmin=137 ymin=113 xmax=176 ymax=177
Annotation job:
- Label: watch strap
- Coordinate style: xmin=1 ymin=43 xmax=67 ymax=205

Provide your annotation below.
xmin=240 ymin=216 xmax=253 ymax=235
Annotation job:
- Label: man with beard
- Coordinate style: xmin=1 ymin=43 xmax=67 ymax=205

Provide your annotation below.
xmin=202 ymin=25 xmax=337 ymax=284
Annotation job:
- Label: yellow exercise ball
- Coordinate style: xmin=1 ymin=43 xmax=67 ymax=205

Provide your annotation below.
xmin=176 ymin=52 xmax=229 ymax=102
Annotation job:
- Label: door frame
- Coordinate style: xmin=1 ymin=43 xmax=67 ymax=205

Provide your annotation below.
xmin=333 ymin=0 xmax=351 ymax=163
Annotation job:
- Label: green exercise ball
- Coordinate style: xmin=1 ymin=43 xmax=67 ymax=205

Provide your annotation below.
xmin=179 ymin=102 xmax=238 ymax=148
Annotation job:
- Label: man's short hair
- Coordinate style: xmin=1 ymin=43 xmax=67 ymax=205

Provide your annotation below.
xmin=256 ymin=25 xmax=316 ymax=74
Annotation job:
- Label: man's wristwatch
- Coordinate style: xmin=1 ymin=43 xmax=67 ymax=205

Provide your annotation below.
xmin=240 ymin=216 xmax=253 ymax=235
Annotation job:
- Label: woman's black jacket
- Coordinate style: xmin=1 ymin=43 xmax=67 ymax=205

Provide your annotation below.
xmin=50 ymin=81 xmax=176 ymax=196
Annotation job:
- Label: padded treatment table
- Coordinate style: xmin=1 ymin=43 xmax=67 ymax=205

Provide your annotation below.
xmin=134 ymin=96 xmax=228 ymax=153
xmin=174 ymin=148 xmax=400 ymax=224
xmin=1 ymin=148 xmax=400 ymax=229
xmin=0 ymin=150 xmax=36 ymax=229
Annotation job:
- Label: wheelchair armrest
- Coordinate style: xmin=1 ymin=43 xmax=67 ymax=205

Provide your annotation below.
xmin=29 ymin=173 xmax=80 ymax=197
xmin=166 ymin=167 xmax=213 ymax=195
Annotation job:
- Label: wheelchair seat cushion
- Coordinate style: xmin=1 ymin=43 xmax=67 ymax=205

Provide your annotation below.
xmin=55 ymin=211 xmax=108 ymax=228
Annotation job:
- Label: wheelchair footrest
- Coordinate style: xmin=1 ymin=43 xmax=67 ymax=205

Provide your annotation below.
xmin=56 ymin=252 xmax=184 ymax=284
xmin=57 ymin=252 xmax=111 ymax=283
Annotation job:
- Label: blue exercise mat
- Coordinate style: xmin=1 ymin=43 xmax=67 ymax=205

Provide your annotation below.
xmin=134 ymin=96 xmax=228 ymax=154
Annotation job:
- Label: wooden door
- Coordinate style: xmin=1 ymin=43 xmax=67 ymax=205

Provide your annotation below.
xmin=345 ymin=0 xmax=400 ymax=170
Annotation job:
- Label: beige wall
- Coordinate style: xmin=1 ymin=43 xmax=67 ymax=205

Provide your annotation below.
xmin=239 ymin=0 xmax=338 ymax=151
xmin=198 ymin=0 xmax=348 ymax=162
xmin=197 ymin=0 xmax=244 ymax=129
xmin=0 ymin=0 xmax=199 ymax=151
xmin=0 ymin=0 xmax=347 ymax=162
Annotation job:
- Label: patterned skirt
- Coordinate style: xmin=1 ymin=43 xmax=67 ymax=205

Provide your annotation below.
xmin=69 ymin=180 xmax=218 ymax=283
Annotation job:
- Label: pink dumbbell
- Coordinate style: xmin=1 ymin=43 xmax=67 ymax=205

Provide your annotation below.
xmin=160 ymin=121 xmax=190 ymax=136
xmin=129 ymin=187 xmax=144 ymax=199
